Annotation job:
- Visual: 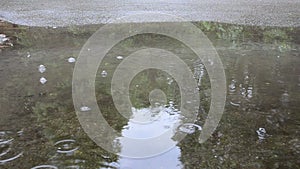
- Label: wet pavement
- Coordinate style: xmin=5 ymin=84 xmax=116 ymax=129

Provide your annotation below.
xmin=0 ymin=0 xmax=299 ymax=27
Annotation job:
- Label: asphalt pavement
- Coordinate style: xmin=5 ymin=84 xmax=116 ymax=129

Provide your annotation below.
xmin=0 ymin=0 xmax=299 ymax=27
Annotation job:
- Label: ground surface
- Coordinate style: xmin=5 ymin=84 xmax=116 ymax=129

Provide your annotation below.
xmin=0 ymin=0 xmax=299 ymax=27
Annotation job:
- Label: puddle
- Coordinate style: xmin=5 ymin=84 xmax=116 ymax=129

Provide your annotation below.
xmin=0 ymin=21 xmax=299 ymax=168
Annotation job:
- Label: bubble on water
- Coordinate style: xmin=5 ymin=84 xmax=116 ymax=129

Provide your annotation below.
xmin=167 ymin=77 xmax=173 ymax=85
xmin=80 ymin=106 xmax=91 ymax=112
xmin=256 ymin=127 xmax=266 ymax=140
xmin=68 ymin=57 xmax=76 ymax=63
xmin=39 ymin=77 xmax=47 ymax=84
xmin=31 ymin=165 xmax=58 ymax=169
xmin=0 ymin=34 xmax=9 ymax=44
xmin=38 ymin=65 xmax=46 ymax=73
xmin=27 ymin=52 xmax=31 ymax=58
xmin=193 ymin=62 xmax=205 ymax=87
xmin=241 ymin=87 xmax=247 ymax=97
xmin=54 ymin=139 xmax=79 ymax=154
xmin=247 ymin=86 xmax=253 ymax=98
xmin=280 ymin=91 xmax=289 ymax=104
xmin=101 ymin=70 xmax=108 ymax=77
xmin=229 ymin=80 xmax=236 ymax=92
xmin=17 ymin=130 xmax=23 ymax=136
xmin=116 ymin=55 xmax=124 ymax=60
xmin=208 ymin=59 xmax=214 ymax=65
xmin=0 ymin=37 xmax=9 ymax=43
xmin=178 ymin=123 xmax=202 ymax=134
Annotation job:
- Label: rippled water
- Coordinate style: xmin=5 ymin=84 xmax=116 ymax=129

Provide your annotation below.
xmin=0 ymin=21 xmax=299 ymax=168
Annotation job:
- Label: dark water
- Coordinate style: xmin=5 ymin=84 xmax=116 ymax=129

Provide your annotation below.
xmin=0 ymin=22 xmax=299 ymax=169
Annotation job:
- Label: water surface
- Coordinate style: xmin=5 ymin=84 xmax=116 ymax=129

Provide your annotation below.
xmin=0 ymin=21 xmax=299 ymax=168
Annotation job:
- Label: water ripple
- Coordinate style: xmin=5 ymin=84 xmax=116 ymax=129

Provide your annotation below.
xmin=178 ymin=123 xmax=202 ymax=134
xmin=0 ymin=152 xmax=23 ymax=164
xmin=31 ymin=165 xmax=58 ymax=169
xmin=54 ymin=139 xmax=79 ymax=154
xmin=0 ymin=131 xmax=23 ymax=164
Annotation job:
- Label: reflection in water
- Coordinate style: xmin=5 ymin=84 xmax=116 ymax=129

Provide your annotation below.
xmin=114 ymin=102 xmax=183 ymax=168
xmin=117 ymin=147 xmax=182 ymax=169
xmin=117 ymin=102 xmax=180 ymax=158
xmin=0 ymin=21 xmax=299 ymax=168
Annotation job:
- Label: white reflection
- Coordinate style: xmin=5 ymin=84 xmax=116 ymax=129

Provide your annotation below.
xmin=112 ymin=102 xmax=183 ymax=168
